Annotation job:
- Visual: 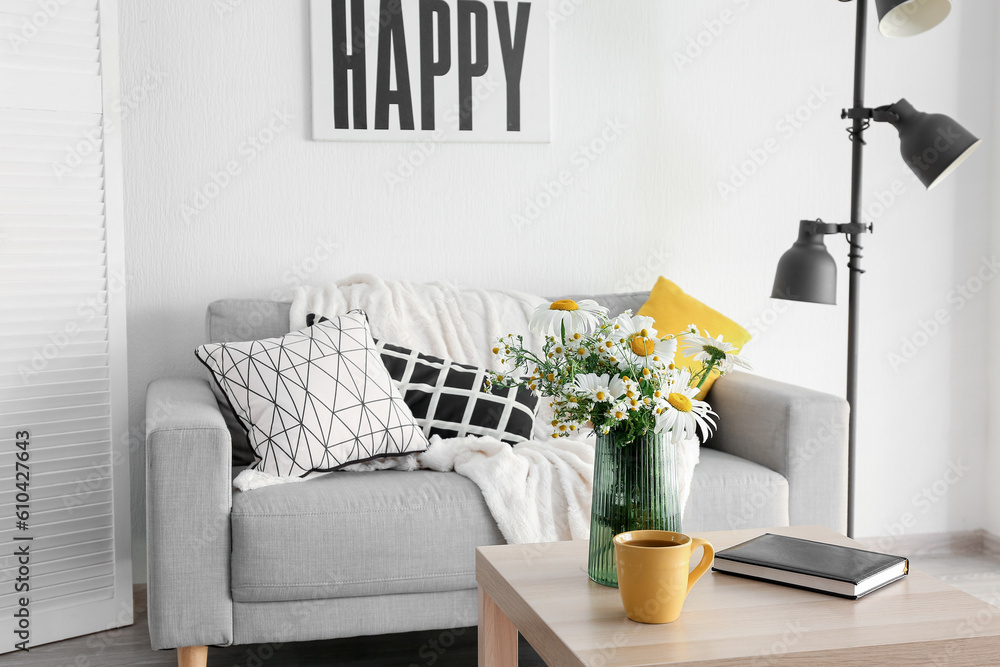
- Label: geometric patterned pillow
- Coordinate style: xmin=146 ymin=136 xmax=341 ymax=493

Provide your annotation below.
xmin=305 ymin=313 xmax=538 ymax=445
xmin=377 ymin=341 xmax=538 ymax=445
xmin=196 ymin=311 xmax=428 ymax=477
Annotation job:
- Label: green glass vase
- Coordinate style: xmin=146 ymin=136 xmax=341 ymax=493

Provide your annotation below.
xmin=587 ymin=430 xmax=682 ymax=587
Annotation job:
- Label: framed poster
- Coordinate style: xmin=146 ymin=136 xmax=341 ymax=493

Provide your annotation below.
xmin=310 ymin=0 xmax=549 ymax=142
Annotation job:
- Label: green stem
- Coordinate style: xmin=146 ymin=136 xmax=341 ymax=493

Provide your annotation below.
xmin=695 ymin=359 xmax=718 ymax=390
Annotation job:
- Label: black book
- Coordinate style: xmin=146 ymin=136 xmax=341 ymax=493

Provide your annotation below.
xmin=712 ymin=533 xmax=909 ymax=599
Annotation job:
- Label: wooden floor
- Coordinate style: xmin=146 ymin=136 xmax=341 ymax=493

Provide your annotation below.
xmin=0 ymin=586 xmax=545 ymax=666
xmin=0 ymin=549 xmax=996 ymax=666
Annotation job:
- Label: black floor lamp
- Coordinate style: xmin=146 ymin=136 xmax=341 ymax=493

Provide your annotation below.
xmin=770 ymin=0 xmax=981 ymax=538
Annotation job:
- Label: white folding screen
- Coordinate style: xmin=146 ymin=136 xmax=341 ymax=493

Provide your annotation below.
xmin=0 ymin=0 xmax=131 ymax=652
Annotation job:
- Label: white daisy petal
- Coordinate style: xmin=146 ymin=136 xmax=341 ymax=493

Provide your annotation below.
xmin=680 ymin=329 xmax=751 ymax=374
xmin=528 ymin=299 xmax=609 ymax=337
xmin=573 ymin=372 xmax=628 ymax=404
xmin=654 ymin=369 xmax=717 ymax=444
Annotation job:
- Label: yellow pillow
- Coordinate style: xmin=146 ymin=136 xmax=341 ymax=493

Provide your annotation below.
xmin=637 ymin=277 xmax=751 ymax=399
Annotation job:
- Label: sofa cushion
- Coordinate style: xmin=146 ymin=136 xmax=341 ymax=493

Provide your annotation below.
xmin=379 ymin=340 xmax=538 ymax=444
xmin=683 ymin=447 xmax=789 ymax=532
xmin=197 ymin=312 xmax=428 ymax=476
xmin=638 ymin=277 xmax=751 ymax=399
xmin=306 ymin=314 xmax=540 ymax=444
xmin=230 ymin=469 xmax=505 ymax=602
xmin=206 ymin=299 xmax=293 ymax=465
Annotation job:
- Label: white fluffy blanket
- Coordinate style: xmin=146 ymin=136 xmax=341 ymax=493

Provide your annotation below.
xmin=232 ymin=274 xmax=699 ymax=544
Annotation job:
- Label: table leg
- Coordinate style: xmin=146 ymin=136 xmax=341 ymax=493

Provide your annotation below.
xmin=478 ymin=586 xmax=518 ymax=667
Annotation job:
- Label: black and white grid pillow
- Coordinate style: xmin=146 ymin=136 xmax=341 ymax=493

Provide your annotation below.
xmin=307 ymin=314 xmax=538 ymax=444
xmin=197 ymin=311 xmax=428 ymax=477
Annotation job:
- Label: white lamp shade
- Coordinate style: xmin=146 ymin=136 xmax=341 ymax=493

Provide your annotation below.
xmin=877 ymin=0 xmax=952 ymax=38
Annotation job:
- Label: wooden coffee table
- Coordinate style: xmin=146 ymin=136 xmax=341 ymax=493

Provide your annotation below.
xmin=476 ymin=525 xmax=1000 ymax=666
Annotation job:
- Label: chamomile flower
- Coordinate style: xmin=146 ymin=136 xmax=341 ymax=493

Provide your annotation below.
xmin=491 ymin=348 xmax=524 ymax=379
xmin=573 ymin=373 xmax=626 ymax=403
xmin=612 ymin=312 xmax=660 ymax=340
xmin=680 ymin=330 xmax=752 ymax=373
xmin=655 ymin=370 xmax=717 ymax=444
xmin=609 ymin=313 xmax=677 ymax=370
xmin=618 ymin=333 xmax=678 ymax=372
xmin=529 ymin=299 xmax=609 ymax=337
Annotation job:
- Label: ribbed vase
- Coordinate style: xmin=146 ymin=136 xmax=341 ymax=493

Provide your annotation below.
xmin=587 ymin=430 xmax=681 ymax=587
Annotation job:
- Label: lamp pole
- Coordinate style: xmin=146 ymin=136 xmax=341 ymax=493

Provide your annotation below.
xmin=844 ymin=0 xmax=869 ymax=539
xmin=772 ymin=0 xmax=979 ymax=541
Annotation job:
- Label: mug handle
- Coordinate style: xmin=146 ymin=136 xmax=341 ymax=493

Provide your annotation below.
xmin=686 ymin=538 xmax=715 ymax=595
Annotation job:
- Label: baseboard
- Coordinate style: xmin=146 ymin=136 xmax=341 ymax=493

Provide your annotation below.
xmin=857 ymin=529 xmax=988 ymax=556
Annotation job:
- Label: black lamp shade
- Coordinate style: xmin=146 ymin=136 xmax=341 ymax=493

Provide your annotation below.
xmin=885 ymin=98 xmax=981 ymax=190
xmin=771 ymin=221 xmax=838 ymax=305
xmin=876 ymin=0 xmax=951 ymax=38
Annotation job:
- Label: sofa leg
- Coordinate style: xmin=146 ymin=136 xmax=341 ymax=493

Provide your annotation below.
xmin=177 ymin=645 xmax=208 ymax=667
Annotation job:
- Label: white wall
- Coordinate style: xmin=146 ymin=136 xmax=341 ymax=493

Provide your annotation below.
xmin=989 ymin=6 xmax=1000 ymax=540
xmin=118 ymin=0 xmax=997 ymax=581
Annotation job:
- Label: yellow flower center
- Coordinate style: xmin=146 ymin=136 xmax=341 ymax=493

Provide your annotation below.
xmin=667 ymin=392 xmax=693 ymax=412
xmin=630 ymin=336 xmax=656 ymax=357
xmin=595 ymin=391 xmax=607 ymax=401
xmin=550 ymin=299 xmax=579 ymax=311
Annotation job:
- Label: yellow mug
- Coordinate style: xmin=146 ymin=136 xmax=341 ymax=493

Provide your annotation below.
xmin=613 ymin=530 xmax=715 ymax=624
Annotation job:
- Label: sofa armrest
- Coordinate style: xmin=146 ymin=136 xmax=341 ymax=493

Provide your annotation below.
xmin=146 ymin=378 xmax=233 ymax=649
xmin=706 ymin=372 xmax=849 ymax=533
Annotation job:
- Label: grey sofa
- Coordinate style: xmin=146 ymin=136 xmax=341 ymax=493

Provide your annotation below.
xmin=145 ymin=292 xmax=849 ymax=664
